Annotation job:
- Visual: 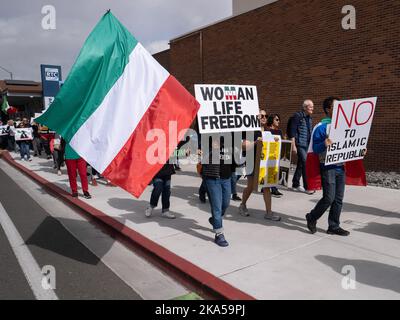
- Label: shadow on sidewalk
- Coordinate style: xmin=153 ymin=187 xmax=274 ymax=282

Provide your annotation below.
xmin=354 ymin=222 xmax=400 ymax=241
xmin=315 ymin=255 xmax=400 ymax=294
xmin=107 ymin=197 xmax=214 ymax=243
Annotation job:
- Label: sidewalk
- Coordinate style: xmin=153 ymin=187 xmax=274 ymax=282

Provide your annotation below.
xmin=3 ymin=152 xmax=400 ymax=299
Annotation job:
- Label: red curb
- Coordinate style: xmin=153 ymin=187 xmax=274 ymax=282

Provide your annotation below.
xmin=0 ymin=151 xmax=255 ymax=300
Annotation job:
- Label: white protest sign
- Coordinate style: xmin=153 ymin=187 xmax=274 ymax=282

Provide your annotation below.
xmin=15 ymin=128 xmax=33 ymax=141
xmin=258 ymin=131 xmax=281 ymax=189
xmin=0 ymin=125 xmax=9 ymax=136
xmin=195 ymin=84 xmax=261 ymax=134
xmin=326 ymin=97 xmax=377 ymax=165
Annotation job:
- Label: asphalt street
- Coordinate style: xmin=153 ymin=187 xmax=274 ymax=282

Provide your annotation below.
xmin=0 ymin=163 xmax=191 ymax=300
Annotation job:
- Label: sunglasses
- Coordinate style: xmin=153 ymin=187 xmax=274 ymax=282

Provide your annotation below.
xmin=260 ymin=114 xmax=267 ymax=118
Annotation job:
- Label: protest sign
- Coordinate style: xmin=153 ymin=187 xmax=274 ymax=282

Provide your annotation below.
xmin=254 ymin=131 xmax=281 ymax=190
xmin=0 ymin=125 xmax=9 ymax=136
xmin=15 ymin=128 xmax=33 ymax=141
xmin=325 ymin=97 xmax=377 ymax=165
xmin=195 ymin=84 xmax=261 ymax=134
xmin=278 ymin=140 xmax=292 ymax=187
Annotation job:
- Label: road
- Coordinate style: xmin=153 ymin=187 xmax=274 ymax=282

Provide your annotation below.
xmin=0 ymin=160 xmax=190 ymax=300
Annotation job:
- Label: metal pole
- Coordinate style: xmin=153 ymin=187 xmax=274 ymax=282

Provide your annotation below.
xmin=0 ymin=66 xmax=13 ymax=79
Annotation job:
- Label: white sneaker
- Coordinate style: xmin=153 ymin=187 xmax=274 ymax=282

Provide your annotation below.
xmin=57 ymin=170 xmax=62 ymax=176
xmin=145 ymin=206 xmax=153 ymax=218
xmin=264 ymin=212 xmax=281 ymax=221
xmin=239 ymin=203 xmax=250 ymax=217
xmin=161 ymin=210 xmax=176 ymax=219
xmin=293 ymin=186 xmax=306 ymax=193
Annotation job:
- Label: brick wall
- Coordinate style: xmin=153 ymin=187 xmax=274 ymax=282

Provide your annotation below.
xmin=157 ymin=0 xmax=400 ymax=172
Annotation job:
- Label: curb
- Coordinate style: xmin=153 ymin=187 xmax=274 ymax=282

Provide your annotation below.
xmin=0 ymin=151 xmax=255 ymax=300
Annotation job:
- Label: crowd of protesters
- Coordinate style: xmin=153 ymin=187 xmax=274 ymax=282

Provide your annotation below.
xmin=0 ymin=96 xmax=357 ymax=247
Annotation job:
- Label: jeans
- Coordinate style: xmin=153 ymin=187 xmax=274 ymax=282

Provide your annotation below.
xmin=52 ymin=149 xmax=64 ymax=170
xmin=205 ymin=177 xmax=231 ymax=233
xmin=150 ymin=176 xmax=171 ymax=212
xmin=309 ymin=167 xmax=345 ymax=230
xmin=19 ymin=141 xmax=31 ymax=160
xmin=32 ymin=137 xmax=42 ymax=155
xmin=292 ymin=146 xmax=308 ymax=189
xmin=7 ymin=136 xmax=16 ymax=151
xmin=231 ymin=173 xmax=241 ymax=195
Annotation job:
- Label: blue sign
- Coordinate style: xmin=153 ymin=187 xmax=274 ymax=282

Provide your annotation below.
xmin=40 ymin=64 xmax=62 ymax=109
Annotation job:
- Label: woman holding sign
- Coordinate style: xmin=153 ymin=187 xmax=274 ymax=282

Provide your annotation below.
xmin=239 ymin=109 xmax=281 ymax=221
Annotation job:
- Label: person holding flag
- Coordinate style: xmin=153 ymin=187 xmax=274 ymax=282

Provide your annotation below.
xmin=35 ymin=11 xmax=199 ymax=198
xmin=305 ymin=97 xmax=367 ymax=236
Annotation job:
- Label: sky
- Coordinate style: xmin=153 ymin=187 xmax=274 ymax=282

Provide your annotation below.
xmin=0 ymin=0 xmax=232 ymax=81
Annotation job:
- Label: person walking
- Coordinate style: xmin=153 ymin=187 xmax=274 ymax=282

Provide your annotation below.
xmin=266 ymin=114 xmax=284 ymax=198
xmin=17 ymin=118 xmax=32 ymax=161
xmin=50 ymin=135 xmax=65 ymax=175
xmin=239 ymin=109 xmax=281 ymax=221
xmin=64 ymin=143 xmax=91 ymax=199
xmin=306 ymin=97 xmax=358 ymax=236
xmin=201 ymin=133 xmax=233 ymax=247
xmin=289 ymin=100 xmax=314 ymax=194
xmin=145 ymin=161 xmax=176 ymax=219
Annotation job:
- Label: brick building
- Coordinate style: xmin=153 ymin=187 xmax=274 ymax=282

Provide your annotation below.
xmin=154 ymin=0 xmax=400 ymax=172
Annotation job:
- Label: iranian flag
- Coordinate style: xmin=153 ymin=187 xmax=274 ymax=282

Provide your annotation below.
xmin=306 ymin=121 xmax=366 ymax=191
xmin=36 ymin=12 xmax=199 ymax=197
xmin=1 ymin=95 xmax=10 ymax=114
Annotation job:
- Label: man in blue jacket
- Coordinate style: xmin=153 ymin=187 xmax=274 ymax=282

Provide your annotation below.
xmin=306 ymin=97 xmax=350 ymax=236
xmin=290 ymin=100 xmax=314 ymax=194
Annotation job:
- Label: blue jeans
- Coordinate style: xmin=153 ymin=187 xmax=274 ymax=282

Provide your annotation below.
xmin=19 ymin=141 xmax=31 ymax=160
xmin=150 ymin=176 xmax=171 ymax=212
xmin=309 ymin=167 xmax=345 ymax=230
xmin=292 ymin=146 xmax=308 ymax=189
xmin=205 ymin=178 xmax=231 ymax=233
xmin=231 ymin=173 xmax=241 ymax=195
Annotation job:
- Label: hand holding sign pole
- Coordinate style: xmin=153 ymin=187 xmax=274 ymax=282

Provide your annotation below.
xmin=325 ymin=97 xmax=377 ymax=165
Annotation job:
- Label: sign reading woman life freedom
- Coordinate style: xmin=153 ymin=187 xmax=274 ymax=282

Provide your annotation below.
xmin=195 ymin=84 xmax=261 ymax=134
xmin=326 ymin=97 xmax=377 ymax=165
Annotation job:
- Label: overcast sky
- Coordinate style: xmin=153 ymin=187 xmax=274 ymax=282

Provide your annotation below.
xmin=0 ymin=0 xmax=232 ymax=81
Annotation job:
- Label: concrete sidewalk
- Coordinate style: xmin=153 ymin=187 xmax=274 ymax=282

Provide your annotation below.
xmin=3 ymin=152 xmax=400 ymax=299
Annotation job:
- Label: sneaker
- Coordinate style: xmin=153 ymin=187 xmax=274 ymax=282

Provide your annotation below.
xmin=47 ymin=155 xmax=52 ymax=160
xmin=145 ymin=206 xmax=154 ymax=217
xmin=305 ymin=189 xmax=316 ymax=195
xmin=161 ymin=210 xmax=176 ymax=219
xmin=57 ymin=170 xmax=62 ymax=176
xmin=327 ymin=227 xmax=350 ymax=236
xmin=214 ymin=233 xmax=229 ymax=247
xmin=71 ymin=192 xmax=78 ymax=198
xmin=238 ymin=203 xmax=249 ymax=217
xmin=293 ymin=186 xmax=306 ymax=192
xmin=306 ymin=214 xmax=317 ymax=234
xmin=264 ymin=212 xmax=281 ymax=221
xmin=271 ymin=189 xmax=283 ymax=198
xmin=28 ymin=158 xmax=32 ymax=162
xmin=232 ymin=194 xmax=242 ymax=201
xmin=83 ymin=191 xmax=92 ymax=199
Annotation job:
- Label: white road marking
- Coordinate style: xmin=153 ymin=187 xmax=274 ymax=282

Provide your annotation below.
xmin=0 ymin=202 xmax=58 ymax=300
